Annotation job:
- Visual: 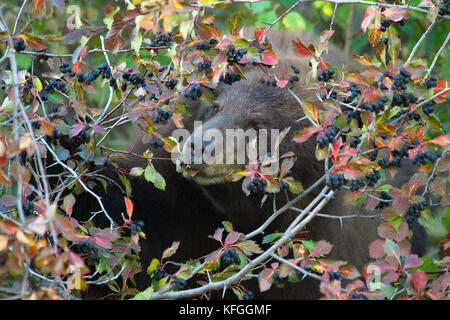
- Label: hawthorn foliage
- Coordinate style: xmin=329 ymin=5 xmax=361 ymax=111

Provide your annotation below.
xmin=0 ymin=0 xmax=448 ymax=300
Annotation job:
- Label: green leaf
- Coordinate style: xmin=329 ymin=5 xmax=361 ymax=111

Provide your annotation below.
xmin=144 ymin=164 xmax=166 ymax=190
xmin=245 ymin=1 xmax=271 ymax=14
xmin=442 ymin=207 xmax=450 ymax=232
xmin=147 ymin=258 xmax=160 ymax=275
xmin=133 ymin=29 xmax=143 ymax=56
xmin=132 ymin=287 xmax=153 ymax=300
xmin=282 ymin=11 xmax=306 ymax=31
xmin=262 ymin=232 xmax=283 ymax=244
xmin=418 ymin=208 xmax=436 ymax=229
xmin=302 ymin=240 xmax=316 ymax=252
xmin=287 ymin=180 xmax=304 ymax=194
xmin=384 ymin=238 xmax=400 ymax=259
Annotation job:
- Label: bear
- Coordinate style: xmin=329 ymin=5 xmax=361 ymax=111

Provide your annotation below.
xmin=73 ymin=32 xmax=425 ymax=300
xmin=152 ymin=32 xmax=425 ymax=299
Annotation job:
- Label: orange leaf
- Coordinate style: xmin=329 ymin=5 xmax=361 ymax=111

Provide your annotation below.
xmin=33 ymin=0 xmax=43 ymax=15
xmin=433 ymin=80 xmax=450 ymax=104
xmin=254 ymin=27 xmax=265 ymax=44
xmin=124 ymin=196 xmax=133 ymax=219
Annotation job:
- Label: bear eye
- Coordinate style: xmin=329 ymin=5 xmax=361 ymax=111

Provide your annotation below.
xmin=211 ymin=103 xmax=220 ymax=116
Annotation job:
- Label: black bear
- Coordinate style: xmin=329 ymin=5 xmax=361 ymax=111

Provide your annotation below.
xmin=73 ymin=32 xmax=424 ymax=300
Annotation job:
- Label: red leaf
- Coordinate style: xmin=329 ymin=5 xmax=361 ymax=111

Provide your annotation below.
xmin=369 ymin=239 xmax=386 ymax=258
xmin=213 ymin=228 xmax=223 ymax=242
xmin=90 ymin=124 xmax=105 ymax=133
xmin=124 ymin=196 xmax=133 ymax=219
xmin=258 ymin=268 xmax=274 ymax=292
xmin=393 ymin=195 xmax=408 ymax=213
xmin=404 ymin=254 xmax=423 ymax=269
xmin=70 ymin=123 xmax=84 ymax=137
xmin=413 ymin=269 xmax=428 ymax=292
xmin=33 ymin=0 xmax=44 ymax=15
xmin=432 ymin=80 xmax=450 ymax=103
xmin=383 ymin=7 xmax=409 ymax=21
xmin=384 ymin=271 xmax=400 ymax=284
xmin=292 ymin=39 xmax=313 ymax=57
xmin=309 ymin=240 xmax=333 ymax=257
xmin=276 ymin=80 xmax=288 ymax=88
xmin=361 ymin=6 xmax=376 ymax=33
xmin=225 ymin=231 xmax=244 ymax=245
xmin=93 ymin=236 xmax=112 ymax=249
xmin=292 ymin=127 xmax=319 ymax=143
xmin=260 ymin=50 xmax=278 ymax=66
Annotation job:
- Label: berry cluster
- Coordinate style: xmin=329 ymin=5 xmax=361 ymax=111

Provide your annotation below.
xmin=184 ymin=84 xmax=203 ymax=100
xmin=122 ymin=72 xmax=146 ymax=88
xmin=350 ymin=289 xmax=369 ymax=300
xmin=349 ymin=137 xmax=361 ymax=149
xmin=376 ymin=191 xmax=392 ymax=209
xmin=289 ymin=75 xmax=299 ymax=84
xmin=72 ymin=241 xmax=99 ymax=263
xmin=220 ymin=248 xmax=241 ymax=268
xmin=424 ymin=76 xmax=437 ymax=88
xmin=272 ymin=272 xmax=287 ymax=285
xmin=243 ymin=290 xmax=254 ymax=300
xmin=329 ymin=271 xmax=344 ymax=281
xmin=150 ymin=138 xmax=165 ymax=149
xmin=317 ymin=68 xmax=334 ymax=82
xmin=153 ymin=266 xmax=169 ymax=280
xmin=380 ymin=18 xmax=393 ymax=32
xmin=194 ymin=39 xmax=217 ymax=51
xmin=412 ymin=150 xmax=442 ymax=166
xmin=422 ymin=100 xmax=436 ymax=115
xmin=342 ymin=84 xmax=361 ymax=103
xmin=60 ymin=62 xmax=76 ymax=76
xmin=14 ymin=38 xmax=25 ymax=52
xmin=406 ymin=201 xmax=428 ymax=229
xmin=260 ymin=78 xmax=277 ymax=87
xmin=131 ymin=220 xmax=144 ymax=235
xmin=439 ymin=0 xmax=450 ymax=15
xmin=220 ymin=72 xmax=241 ymax=85
xmin=154 ymin=108 xmax=173 ymax=125
xmin=164 ymin=79 xmax=178 ymax=90
xmin=316 ymin=127 xmax=339 ymax=148
xmin=365 ymin=169 xmax=381 ymax=187
xmin=45 ymin=78 xmax=67 ymax=93
xmin=173 ymin=278 xmax=187 ymax=290
xmin=322 ymin=89 xmax=337 ymax=100
xmin=378 ymin=155 xmax=403 ymax=169
xmin=326 ymin=174 xmax=346 ymax=191
xmin=279 ymin=180 xmax=289 ymax=191
xmin=226 ymin=45 xmax=247 ymax=66
xmin=350 ymin=179 xmax=366 ymax=191
xmin=154 ymin=32 xmax=173 ymax=47
xmin=247 ymin=176 xmax=267 ymax=194
xmin=22 ymin=202 xmax=35 ymax=216
xmin=391 ymin=93 xmax=417 ymax=108
xmin=363 ymin=96 xmax=389 ymax=113
xmin=197 ymin=59 xmax=212 ymax=74
xmin=391 ymin=68 xmax=411 ymax=91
